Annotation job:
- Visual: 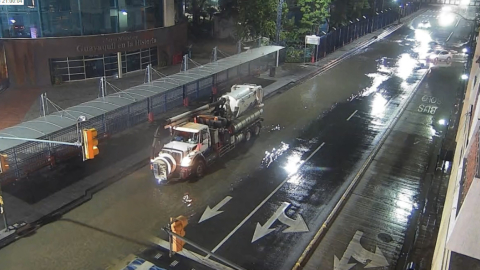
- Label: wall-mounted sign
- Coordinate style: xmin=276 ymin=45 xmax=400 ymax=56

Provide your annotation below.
xmin=305 ymin=35 xmax=320 ymax=45
xmin=76 ymin=36 xmax=158 ymax=53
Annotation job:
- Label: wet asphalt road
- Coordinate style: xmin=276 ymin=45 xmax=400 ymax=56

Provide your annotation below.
xmin=0 ymin=8 xmax=471 ymax=270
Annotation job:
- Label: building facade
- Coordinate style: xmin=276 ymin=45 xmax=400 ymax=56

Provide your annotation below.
xmin=0 ymin=0 xmax=188 ymax=87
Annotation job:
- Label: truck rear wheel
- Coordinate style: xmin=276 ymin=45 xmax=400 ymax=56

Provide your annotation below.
xmin=245 ymin=130 xmax=252 ymax=142
xmin=254 ymin=124 xmax=261 ymax=136
xmin=194 ymin=160 xmax=206 ymax=178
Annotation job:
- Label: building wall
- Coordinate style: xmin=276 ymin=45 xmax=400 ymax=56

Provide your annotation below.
xmin=462 ymin=129 xmax=479 ymax=203
xmin=432 ymin=36 xmax=480 ymax=269
xmin=0 ymin=22 xmax=187 ymax=87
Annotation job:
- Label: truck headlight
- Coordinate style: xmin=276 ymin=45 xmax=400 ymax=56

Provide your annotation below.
xmin=181 ymin=156 xmax=193 ymax=167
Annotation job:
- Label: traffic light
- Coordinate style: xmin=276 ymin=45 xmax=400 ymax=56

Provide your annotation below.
xmin=82 ymin=128 xmax=99 ymax=160
xmin=170 ymin=215 xmax=188 ymax=252
xmin=0 ymin=154 xmax=8 ymax=173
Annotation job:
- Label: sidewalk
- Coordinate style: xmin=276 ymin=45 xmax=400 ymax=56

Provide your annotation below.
xmin=0 ymin=9 xmax=425 ymax=249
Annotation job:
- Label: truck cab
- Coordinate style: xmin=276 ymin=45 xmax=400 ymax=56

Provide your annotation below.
xmin=152 ymin=122 xmax=213 ymax=182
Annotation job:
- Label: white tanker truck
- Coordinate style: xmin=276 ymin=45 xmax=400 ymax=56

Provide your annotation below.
xmin=150 ymin=84 xmax=264 ymax=182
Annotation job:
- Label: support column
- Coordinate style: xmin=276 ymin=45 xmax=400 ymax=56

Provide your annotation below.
xmin=163 ymin=0 xmax=175 ymax=27
xmin=117 ymin=52 xmax=123 ymax=78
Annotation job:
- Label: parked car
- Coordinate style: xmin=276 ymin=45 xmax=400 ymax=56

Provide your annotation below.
xmin=428 ymin=49 xmax=453 ymax=63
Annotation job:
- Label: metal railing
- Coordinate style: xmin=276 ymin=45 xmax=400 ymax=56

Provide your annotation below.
xmin=285 ymin=5 xmax=420 ymax=63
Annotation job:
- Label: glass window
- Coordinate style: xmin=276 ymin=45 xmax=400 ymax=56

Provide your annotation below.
xmin=0 ymin=0 xmax=167 ymax=38
xmin=68 ymin=60 xmax=84 ymax=67
xmin=70 ymin=74 xmax=86 ymax=81
xmin=69 ymin=67 xmax=85 ymax=74
xmin=105 ymin=63 xmax=117 ymax=71
xmin=118 ymin=7 xmax=144 ymax=32
xmin=49 ymin=46 xmax=157 ymax=83
xmin=52 ymin=61 xmax=68 ymax=68
xmin=0 ymin=11 xmax=41 ymax=38
xmin=40 ymin=0 xmax=74 ymax=12
xmin=85 ymin=59 xmax=105 ymax=78
xmin=126 ymin=53 xmax=141 ymax=72
xmin=80 ymin=1 xmax=113 ymax=35
xmin=41 ymin=11 xmax=82 ymax=37
xmin=145 ymin=0 xmax=163 ymax=29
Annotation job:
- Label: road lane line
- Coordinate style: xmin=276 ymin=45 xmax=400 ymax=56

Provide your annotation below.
xmin=207 ymin=142 xmax=326 ymax=256
xmin=346 ymin=110 xmax=358 ymax=121
xmin=446 ymin=31 xmax=454 ymax=42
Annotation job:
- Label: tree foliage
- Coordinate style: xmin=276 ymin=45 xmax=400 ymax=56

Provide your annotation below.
xmin=235 ymin=0 xmax=288 ymax=41
xmin=297 ymin=0 xmax=332 ymax=35
xmin=329 ymin=0 xmax=370 ymax=27
xmin=188 ymin=0 xmax=208 ymax=25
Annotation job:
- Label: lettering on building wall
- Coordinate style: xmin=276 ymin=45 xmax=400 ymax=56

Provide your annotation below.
xmin=76 ymin=36 xmax=157 ymax=53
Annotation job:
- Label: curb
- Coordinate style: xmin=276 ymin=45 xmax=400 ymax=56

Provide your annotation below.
xmin=0 ymin=9 xmax=425 ymax=251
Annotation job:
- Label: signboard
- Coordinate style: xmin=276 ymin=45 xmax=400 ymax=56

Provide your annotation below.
xmin=305 ymin=35 xmax=320 ymax=45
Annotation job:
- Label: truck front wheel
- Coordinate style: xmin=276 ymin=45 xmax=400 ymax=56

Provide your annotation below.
xmin=194 ymin=160 xmax=206 ymax=178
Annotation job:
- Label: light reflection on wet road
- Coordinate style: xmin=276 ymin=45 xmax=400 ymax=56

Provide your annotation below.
xmin=0 ymin=7 xmax=471 ymax=270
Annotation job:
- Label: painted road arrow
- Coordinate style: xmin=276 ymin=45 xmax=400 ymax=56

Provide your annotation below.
xmin=252 ymin=202 xmax=309 ymax=243
xmin=334 ymin=231 xmax=389 ymax=270
xmin=278 ymin=208 xmax=309 ymax=233
xmin=199 ymin=196 xmax=232 ymax=223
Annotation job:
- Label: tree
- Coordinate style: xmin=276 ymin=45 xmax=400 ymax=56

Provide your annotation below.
xmin=188 ymin=0 xmax=208 ymax=25
xmin=218 ymin=0 xmax=240 ymax=17
xmin=236 ymin=0 xmax=288 ymax=41
xmin=297 ymin=0 xmax=332 ymax=35
xmin=329 ymin=0 xmax=370 ymax=28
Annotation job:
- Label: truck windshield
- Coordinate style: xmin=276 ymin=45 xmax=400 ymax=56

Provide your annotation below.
xmin=172 ymin=130 xmax=199 ymax=144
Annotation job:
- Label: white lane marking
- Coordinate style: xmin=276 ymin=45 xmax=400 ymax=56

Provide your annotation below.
xmin=334 ymin=231 xmax=389 ymax=270
xmin=207 ymin=142 xmax=326 ymax=256
xmin=446 ymin=31 xmax=454 ymax=42
xmin=199 ymin=196 xmax=233 ymax=223
xmin=346 ymin=110 xmax=358 ymax=121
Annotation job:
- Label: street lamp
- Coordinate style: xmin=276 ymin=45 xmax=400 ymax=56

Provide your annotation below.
xmin=461 ymin=74 xmax=469 ymax=80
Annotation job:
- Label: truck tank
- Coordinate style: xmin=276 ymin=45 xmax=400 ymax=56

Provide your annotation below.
xmin=222 ymin=84 xmax=264 ymax=119
xmin=229 ymin=108 xmax=263 ymax=134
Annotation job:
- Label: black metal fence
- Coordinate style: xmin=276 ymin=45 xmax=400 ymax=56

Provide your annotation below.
xmin=286 ymin=4 xmax=420 ymax=63
xmin=0 ymin=49 xmax=283 ymax=182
